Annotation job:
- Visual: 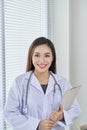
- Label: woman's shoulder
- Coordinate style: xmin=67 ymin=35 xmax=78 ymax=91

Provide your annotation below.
xmin=50 ymin=71 xmax=66 ymax=81
xmin=15 ymin=70 xmax=32 ymax=82
xmin=50 ymin=71 xmax=71 ymax=91
xmin=11 ymin=71 xmax=32 ymax=91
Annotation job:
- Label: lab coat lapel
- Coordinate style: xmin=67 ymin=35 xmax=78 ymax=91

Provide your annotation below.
xmin=24 ymin=71 xmax=43 ymax=93
xmin=24 ymin=71 xmax=55 ymax=94
xmin=30 ymin=73 xmax=43 ymax=93
xmin=30 ymin=74 xmax=55 ymax=94
xmin=46 ymin=75 xmax=55 ymax=95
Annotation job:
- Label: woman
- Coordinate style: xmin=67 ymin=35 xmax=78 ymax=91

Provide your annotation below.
xmin=3 ymin=37 xmax=81 ymax=130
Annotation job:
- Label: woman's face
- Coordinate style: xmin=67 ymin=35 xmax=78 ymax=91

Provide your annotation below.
xmin=32 ymin=44 xmax=53 ymax=73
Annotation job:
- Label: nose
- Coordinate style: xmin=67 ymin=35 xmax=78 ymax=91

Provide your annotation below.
xmin=39 ymin=56 xmax=45 ymax=63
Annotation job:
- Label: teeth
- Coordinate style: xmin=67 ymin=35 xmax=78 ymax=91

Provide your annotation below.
xmin=38 ymin=64 xmax=46 ymax=68
xmin=39 ymin=65 xmax=45 ymax=67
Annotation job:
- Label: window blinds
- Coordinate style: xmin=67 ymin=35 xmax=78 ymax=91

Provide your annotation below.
xmin=0 ymin=0 xmax=3 ymax=129
xmin=0 ymin=0 xmax=53 ymax=130
xmin=0 ymin=1 xmax=6 ymax=130
xmin=4 ymin=0 xmax=48 ymax=98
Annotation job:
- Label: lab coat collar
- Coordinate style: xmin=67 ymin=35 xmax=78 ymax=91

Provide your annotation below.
xmin=30 ymin=73 xmax=55 ymax=95
xmin=46 ymin=74 xmax=55 ymax=95
xmin=24 ymin=71 xmax=44 ymax=94
xmin=31 ymin=73 xmax=44 ymax=93
xmin=24 ymin=71 xmax=62 ymax=95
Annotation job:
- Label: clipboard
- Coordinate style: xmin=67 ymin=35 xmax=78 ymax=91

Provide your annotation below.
xmin=61 ymin=85 xmax=81 ymax=110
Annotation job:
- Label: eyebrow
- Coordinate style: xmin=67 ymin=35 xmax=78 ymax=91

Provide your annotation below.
xmin=34 ymin=52 xmax=51 ymax=54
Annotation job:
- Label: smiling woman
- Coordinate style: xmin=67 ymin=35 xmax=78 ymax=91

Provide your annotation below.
xmin=32 ymin=44 xmax=53 ymax=75
xmin=26 ymin=37 xmax=56 ymax=74
xmin=3 ymin=37 xmax=81 ymax=130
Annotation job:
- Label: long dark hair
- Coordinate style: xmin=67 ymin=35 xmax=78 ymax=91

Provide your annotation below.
xmin=26 ymin=37 xmax=57 ymax=73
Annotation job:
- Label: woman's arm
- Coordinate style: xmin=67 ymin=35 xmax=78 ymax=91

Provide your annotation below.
xmin=3 ymin=79 xmax=40 ymax=130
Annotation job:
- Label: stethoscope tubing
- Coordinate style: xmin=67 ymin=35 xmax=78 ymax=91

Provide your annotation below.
xmin=22 ymin=71 xmax=62 ymax=115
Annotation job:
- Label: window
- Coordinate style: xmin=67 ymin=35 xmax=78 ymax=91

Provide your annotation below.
xmin=0 ymin=0 xmax=6 ymax=130
xmin=0 ymin=0 xmax=53 ymax=130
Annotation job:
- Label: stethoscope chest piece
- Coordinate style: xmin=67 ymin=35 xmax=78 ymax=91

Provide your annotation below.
xmin=22 ymin=105 xmax=28 ymax=115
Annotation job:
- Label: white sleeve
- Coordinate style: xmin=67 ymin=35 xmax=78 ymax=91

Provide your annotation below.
xmin=63 ymin=98 xmax=81 ymax=125
xmin=3 ymin=79 xmax=40 ymax=130
xmin=56 ymin=98 xmax=81 ymax=127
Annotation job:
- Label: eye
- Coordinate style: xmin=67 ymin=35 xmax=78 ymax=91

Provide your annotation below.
xmin=34 ymin=54 xmax=40 ymax=57
xmin=45 ymin=55 xmax=50 ymax=57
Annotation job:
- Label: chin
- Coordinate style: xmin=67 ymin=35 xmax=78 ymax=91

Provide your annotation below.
xmin=37 ymin=68 xmax=48 ymax=73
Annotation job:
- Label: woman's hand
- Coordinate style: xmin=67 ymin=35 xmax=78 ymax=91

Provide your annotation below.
xmin=50 ymin=104 xmax=64 ymax=123
xmin=38 ymin=119 xmax=54 ymax=130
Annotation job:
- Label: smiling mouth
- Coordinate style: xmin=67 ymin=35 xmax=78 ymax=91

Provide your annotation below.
xmin=37 ymin=64 xmax=47 ymax=69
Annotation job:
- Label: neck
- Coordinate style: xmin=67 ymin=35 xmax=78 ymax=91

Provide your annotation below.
xmin=34 ymin=70 xmax=50 ymax=84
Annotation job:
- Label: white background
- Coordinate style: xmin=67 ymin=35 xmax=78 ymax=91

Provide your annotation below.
xmin=53 ymin=0 xmax=87 ymax=130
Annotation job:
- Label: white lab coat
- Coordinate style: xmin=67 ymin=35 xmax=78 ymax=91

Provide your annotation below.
xmin=3 ymin=71 xmax=81 ymax=130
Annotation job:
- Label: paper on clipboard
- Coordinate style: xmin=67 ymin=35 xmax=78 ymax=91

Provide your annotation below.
xmin=61 ymin=86 xmax=81 ymax=110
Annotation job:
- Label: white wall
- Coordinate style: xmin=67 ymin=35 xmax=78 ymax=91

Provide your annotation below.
xmin=53 ymin=0 xmax=87 ymax=130
xmin=53 ymin=0 xmax=70 ymax=80
xmin=53 ymin=0 xmax=70 ymax=130
xmin=70 ymin=0 xmax=87 ymax=130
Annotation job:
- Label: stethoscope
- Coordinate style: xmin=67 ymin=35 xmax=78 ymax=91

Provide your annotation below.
xmin=22 ymin=71 xmax=62 ymax=115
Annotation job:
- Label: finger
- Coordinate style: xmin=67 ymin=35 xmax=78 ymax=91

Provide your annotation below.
xmin=51 ymin=110 xmax=58 ymax=116
xmin=47 ymin=121 xmax=55 ymax=128
xmin=44 ymin=121 xmax=54 ymax=129
xmin=50 ymin=115 xmax=57 ymax=122
xmin=49 ymin=120 xmax=54 ymax=124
